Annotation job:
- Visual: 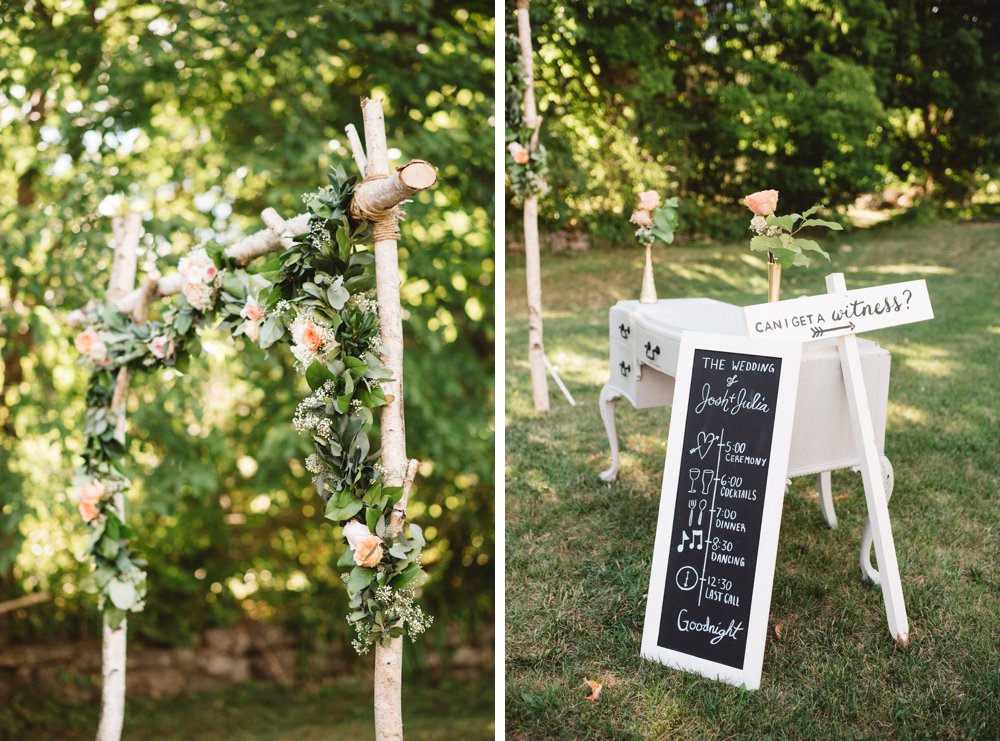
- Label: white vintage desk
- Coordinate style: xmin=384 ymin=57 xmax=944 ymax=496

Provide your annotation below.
xmin=599 ymin=298 xmax=894 ymax=581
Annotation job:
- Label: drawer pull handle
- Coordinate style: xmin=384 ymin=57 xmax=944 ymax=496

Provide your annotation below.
xmin=618 ymin=323 xmax=631 ymax=339
xmin=644 ymin=342 xmax=661 ymax=361
xmin=619 ymin=361 xmax=631 ymax=377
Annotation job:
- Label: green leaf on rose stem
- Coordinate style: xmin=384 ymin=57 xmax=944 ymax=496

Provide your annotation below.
xmin=337 ymin=546 xmax=357 ymax=568
xmin=388 ymin=544 xmax=408 ymax=559
xmin=749 ymin=235 xmax=782 ymax=253
xmin=793 ymin=238 xmax=831 ymax=261
xmin=104 ymin=607 xmax=126 ymax=629
xmin=222 ymin=274 xmax=246 ymax=298
xmin=799 ymin=218 xmax=843 ymax=231
xmin=326 ymin=281 xmax=350 ymax=311
xmin=174 ymin=311 xmax=193 ymax=336
xmin=389 ymin=563 xmax=425 ymax=591
xmin=792 ymin=252 xmax=811 ymax=267
xmin=365 ymin=506 xmax=380 ymax=532
xmin=347 ymin=566 xmax=377 ymax=597
xmin=97 ymin=535 xmax=120 ymax=560
xmin=324 ymin=498 xmax=363 ymax=522
xmin=766 ymin=214 xmax=797 ymax=232
xmin=801 ymin=205 xmax=819 ymax=218
xmin=383 ymin=486 xmax=403 ymax=507
xmin=107 ymin=579 xmax=136 ymax=610
xmin=650 ymin=228 xmax=675 ymax=245
xmin=258 ymin=316 xmax=284 ymax=349
xmin=408 ymin=523 xmax=425 ymax=549
xmin=305 ymin=361 xmax=336 ymax=391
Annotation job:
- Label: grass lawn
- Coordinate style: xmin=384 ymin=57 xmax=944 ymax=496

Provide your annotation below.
xmin=505 ymin=221 xmax=1000 ymax=738
xmin=0 ymin=672 xmax=493 ymax=740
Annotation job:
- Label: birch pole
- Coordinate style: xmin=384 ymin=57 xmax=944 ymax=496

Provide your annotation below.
xmin=516 ymin=0 xmax=549 ymax=412
xmin=348 ymin=98 xmax=436 ymax=741
xmin=96 ymin=212 xmax=142 ymax=741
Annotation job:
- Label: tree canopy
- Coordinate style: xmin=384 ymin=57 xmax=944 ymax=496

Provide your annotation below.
xmin=0 ymin=0 xmax=493 ymax=653
xmin=512 ymin=0 xmax=1000 ymax=242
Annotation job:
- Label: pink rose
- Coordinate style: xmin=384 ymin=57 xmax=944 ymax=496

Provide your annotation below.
xmin=299 ymin=322 xmax=323 ymax=352
xmin=631 ymin=210 xmax=652 ymax=227
xmin=638 ymin=190 xmax=660 ymax=211
xmin=508 ymin=142 xmax=529 ymax=165
xmin=74 ymin=328 xmax=98 ymax=355
xmin=241 ymin=298 xmax=265 ymax=322
xmin=78 ymin=482 xmax=105 ymax=523
xmin=745 ymin=189 xmax=779 ymax=216
xmin=148 ymin=335 xmax=173 ymax=359
xmin=202 ymin=264 xmax=218 ymax=283
xmin=242 ymin=320 xmax=260 ymax=343
xmin=343 ymin=520 xmax=384 ymax=568
xmin=67 ymin=309 xmax=87 ymax=329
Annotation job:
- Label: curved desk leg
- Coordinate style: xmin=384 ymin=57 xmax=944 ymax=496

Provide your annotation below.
xmin=818 ymin=470 xmax=837 ymax=529
xmin=598 ymin=384 xmax=623 ymax=482
xmin=860 ymin=456 xmax=895 ymax=584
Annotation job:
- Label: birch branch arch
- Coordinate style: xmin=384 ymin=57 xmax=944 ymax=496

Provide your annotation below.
xmin=71 ymin=99 xmax=436 ymax=741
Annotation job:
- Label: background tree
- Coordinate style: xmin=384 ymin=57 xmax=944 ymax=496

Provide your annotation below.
xmin=0 ymin=0 xmax=494 ymax=660
xmin=511 ymin=0 xmax=999 ymax=244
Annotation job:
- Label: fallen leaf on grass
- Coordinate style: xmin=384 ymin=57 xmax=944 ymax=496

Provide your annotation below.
xmin=582 ymin=677 xmax=603 ymax=703
xmin=774 ymin=621 xmax=784 ymax=638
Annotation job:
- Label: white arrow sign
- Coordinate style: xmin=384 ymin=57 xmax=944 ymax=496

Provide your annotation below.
xmin=744 ymin=278 xmax=933 ymax=342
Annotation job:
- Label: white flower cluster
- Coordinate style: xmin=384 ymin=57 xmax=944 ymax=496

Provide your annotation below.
xmin=750 ymin=214 xmax=781 ymax=238
xmin=177 ymin=246 xmax=221 ymax=311
xmin=347 ymin=292 xmax=377 ymax=315
xmin=349 ymin=587 xmax=434 ymax=655
xmin=293 ymin=381 xmax=338 ymax=441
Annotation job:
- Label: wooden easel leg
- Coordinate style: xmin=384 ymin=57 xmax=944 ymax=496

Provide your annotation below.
xmin=817 ymin=470 xmax=837 ymax=528
xmin=826 ymin=273 xmax=909 ymax=648
xmin=598 ymin=384 xmax=622 ymax=482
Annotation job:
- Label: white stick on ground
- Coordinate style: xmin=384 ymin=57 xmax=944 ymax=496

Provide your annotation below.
xmin=516 ymin=0 xmax=550 ymax=411
xmin=96 ymin=212 xmax=142 ymax=741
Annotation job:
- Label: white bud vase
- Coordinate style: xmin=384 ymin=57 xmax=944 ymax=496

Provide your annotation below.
xmin=640 ymin=243 xmax=657 ymax=304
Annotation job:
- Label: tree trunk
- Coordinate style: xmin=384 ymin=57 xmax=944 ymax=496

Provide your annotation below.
xmin=96 ymin=212 xmax=142 ymax=741
xmin=516 ymin=0 xmax=549 ymax=411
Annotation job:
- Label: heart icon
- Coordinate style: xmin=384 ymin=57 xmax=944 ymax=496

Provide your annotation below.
xmin=691 ymin=431 xmax=718 ymax=460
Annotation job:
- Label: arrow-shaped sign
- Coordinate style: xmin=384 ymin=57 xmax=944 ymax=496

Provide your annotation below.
xmin=811 ymin=321 xmax=855 ymax=338
xmin=744 ymin=278 xmax=933 ymax=343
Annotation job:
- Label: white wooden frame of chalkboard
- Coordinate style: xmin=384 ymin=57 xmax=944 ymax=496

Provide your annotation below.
xmin=641 ymin=332 xmax=802 ymax=690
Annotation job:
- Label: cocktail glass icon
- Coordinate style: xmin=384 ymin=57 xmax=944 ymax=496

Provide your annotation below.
xmin=701 ymin=469 xmax=714 ymax=497
xmin=688 ymin=468 xmax=700 ymax=494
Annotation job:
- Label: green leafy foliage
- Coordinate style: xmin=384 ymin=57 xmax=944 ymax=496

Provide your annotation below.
xmin=0 ymin=2 xmax=492 ymax=652
xmin=512 ymin=0 xmax=999 ymax=242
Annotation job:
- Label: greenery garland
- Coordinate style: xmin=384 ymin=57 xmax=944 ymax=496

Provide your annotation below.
xmin=505 ymin=28 xmax=549 ymax=206
xmin=72 ymin=168 xmax=431 ymax=652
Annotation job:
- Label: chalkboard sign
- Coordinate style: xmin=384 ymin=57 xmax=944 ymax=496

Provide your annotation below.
xmin=641 ymin=332 xmax=801 ymax=690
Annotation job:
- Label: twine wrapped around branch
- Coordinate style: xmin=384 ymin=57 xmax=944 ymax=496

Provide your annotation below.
xmin=351 ymin=173 xmax=402 ymax=243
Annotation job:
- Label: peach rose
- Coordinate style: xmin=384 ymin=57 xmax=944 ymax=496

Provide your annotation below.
xmin=299 ymin=322 xmax=323 ymax=352
xmin=343 ymin=520 xmax=384 ymax=568
xmin=78 ymin=482 xmax=105 ymax=523
xmin=242 ymin=320 xmax=260 ymax=343
xmin=745 ymin=189 xmax=779 ymax=216
xmin=241 ymin=298 xmax=265 ymax=322
xmin=148 ymin=335 xmax=173 ymax=359
xmin=638 ymin=190 xmax=660 ymax=211
xmin=631 ymin=210 xmax=652 ymax=227
xmin=508 ymin=142 xmax=529 ymax=165
xmin=74 ymin=328 xmax=98 ymax=355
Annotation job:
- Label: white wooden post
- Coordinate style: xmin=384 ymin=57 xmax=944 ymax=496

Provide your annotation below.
xmin=825 ymin=272 xmax=909 ymax=647
xmin=347 ymin=98 xmax=436 ymax=741
xmin=516 ymin=0 xmax=550 ymax=412
xmin=96 ymin=212 xmax=142 ymax=741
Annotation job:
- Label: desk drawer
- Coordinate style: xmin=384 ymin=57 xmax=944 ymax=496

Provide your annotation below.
xmin=634 ymin=322 xmax=679 ymax=376
xmin=609 ymin=338 xmax=674 ymax=409
xmin=610 ymin=306 xmax=634 ymax=344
